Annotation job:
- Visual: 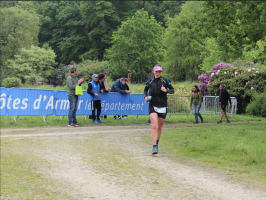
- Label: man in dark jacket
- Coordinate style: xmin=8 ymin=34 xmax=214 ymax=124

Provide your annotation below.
xmin=111 ymin=78 xmax=130 ymax=94
xmin=111 ymin=78 xmax=130 ymax=119
xmin=217 ymin=84 xmax=232 ymax=124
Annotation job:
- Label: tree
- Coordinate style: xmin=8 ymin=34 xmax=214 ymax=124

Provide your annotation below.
xmin=0 ymin=6 xmax=39 ymax=82
xmin=106 ymin=9 xmax=164 ymax=82
xmin=140 ymin=0 xmax=183 ymax=27
xmin=201 ymin=1 xmax=266 ymax=66
xmin=80 ymin=1 xmax=137 ymax=61
xmin=34 ymin=1 xmax=88 ymax=64
xmin=163 ymin=2 xmax=206 ymax=81
xmin=5 ymin=46 xmax=56 ymax=85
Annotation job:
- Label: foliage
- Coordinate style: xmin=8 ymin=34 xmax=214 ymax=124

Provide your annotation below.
xmin=200 ymin=38 xmax=226 ymax=71
xmin=140 ymin=1 xmax=183 ymax=27
xmin=79 ymin=1 xmax=137 ymax=61
xmin=5 ymin=46 xmax=57 ymax=85
xmin=77 ymin=60 xmax=110 ymax=82
xmin=2 ymin=77 xmax=22 ymax=88
xmin=34 ymin=1 xmax=87 ymax=64
xmin=34 ymin=1 xmax=183 ymax=64
xmin=200 ymin=62 xmax=266 ymax=113
xmin=163 ymin=2 xmax=206 ymax=81
xmin=242 ymin=36 xmax=266 ymax=64
xmin=106 ymin=9 xmax=164 ymax=83
xmin=200 ymin=1 xmax=266 ymax=69
xmin=246 ymin=92 xmax=266 ymax=117
xmin=0 ymin=6 xmax=39 ymax=81
xmin=50 ymin=64 xmax=71 ymax=87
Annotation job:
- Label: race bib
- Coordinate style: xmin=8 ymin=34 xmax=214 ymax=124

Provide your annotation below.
xmin=154 ymin=107 xmax=167 ymax=113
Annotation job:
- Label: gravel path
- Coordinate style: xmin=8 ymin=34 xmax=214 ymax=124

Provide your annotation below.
xmin=1 ymin=126 xmax=266 ymax=200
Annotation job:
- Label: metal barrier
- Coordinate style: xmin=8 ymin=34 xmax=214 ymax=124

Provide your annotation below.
xmin=167 ymin=95 xmax=237 ymax=118
xmin=167 ymin=95 xmax=191 ymax=118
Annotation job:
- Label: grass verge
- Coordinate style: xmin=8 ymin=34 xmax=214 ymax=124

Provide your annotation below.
xmin=0 ymin=138 xmax=74 ymax=200
xmin=0 ymin=114 xmax=264 ymax=129
xmin=159 ymin=123 xmax=266 ymax=186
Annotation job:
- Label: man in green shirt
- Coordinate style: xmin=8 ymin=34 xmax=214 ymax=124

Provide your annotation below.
xmin=66 ymin=67 xmax=84 ymax=127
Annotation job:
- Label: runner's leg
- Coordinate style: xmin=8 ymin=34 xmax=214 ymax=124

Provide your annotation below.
xmin=157 ymin=117 xmax=165 ymax=142
xmin=150 ymin=113 xmax=159 ymax=145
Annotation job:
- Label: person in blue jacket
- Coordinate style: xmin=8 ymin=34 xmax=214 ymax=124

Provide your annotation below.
xmin=87 ymin=74 xmax=103 ymax=124
xmin=111 ymin=78 xmax=130 ymax=119
xmin=111 ymin=78 xmax=131 ymax=94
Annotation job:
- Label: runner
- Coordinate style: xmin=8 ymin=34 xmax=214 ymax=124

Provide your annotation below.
xmin=144 ymin=65 xmax=175 ymax=155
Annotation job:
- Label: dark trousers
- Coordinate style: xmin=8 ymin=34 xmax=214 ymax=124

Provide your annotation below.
xmin=68 ymin=95 xmax=78 ymax=125
xmin=92 ymin=100 xmax=101 ymax=121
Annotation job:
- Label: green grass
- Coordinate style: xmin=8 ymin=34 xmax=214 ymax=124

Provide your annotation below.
xmin=0 ymin=114 xmax=264 ymax=129
xmin=159 ymin=123 xmax=266 ymax=186
xmin=1 ymin=139 xmax=74 ymax=200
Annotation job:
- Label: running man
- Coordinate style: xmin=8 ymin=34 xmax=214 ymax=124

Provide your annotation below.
xmin=144 ymin=65 xmax=175 ymax=155
xmin=217 ymin=84 xmax=232 ymax=124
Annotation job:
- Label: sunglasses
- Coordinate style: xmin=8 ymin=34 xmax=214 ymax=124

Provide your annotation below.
xmin=155 ymin=71 xmax=162 ymax=73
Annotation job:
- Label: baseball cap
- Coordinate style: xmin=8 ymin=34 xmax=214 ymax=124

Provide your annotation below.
xmin=91 ymin=74 xmax=98 ymax=78
xmin=153 ymin=65 xmax=163 ymax=72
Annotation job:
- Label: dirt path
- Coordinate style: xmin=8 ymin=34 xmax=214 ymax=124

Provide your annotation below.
xmin=1 ymin=126 xmax=266 ymax=200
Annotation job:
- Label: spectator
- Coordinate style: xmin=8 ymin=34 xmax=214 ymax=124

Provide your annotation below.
xmin=66 ymin=67 xmax=84 ymax=127
xmin=103 ymin=72 xmax=111 ymax=92
xmin=111 ymin=78 xmax=130 ymax=94
xmin=217 ymin=84 xmax=232 ymax=124
xmin=87 ymin=74 xmax=102 ymax=124
xmin=111 ymin=78 xmax=130 ymax=119
xmin=98 ymin=73 xmax=110 ymax=119
xmin=98 ymin=73 xmax=111 ymax=93
xmin=190 ymin=85 xmax=204 ymax=124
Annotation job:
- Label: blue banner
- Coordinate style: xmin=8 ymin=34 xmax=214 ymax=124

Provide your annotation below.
xmin=0 ymin=88 xmax=149 ymax=116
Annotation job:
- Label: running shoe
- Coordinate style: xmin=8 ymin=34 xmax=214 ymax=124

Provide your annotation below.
xmin=226 ymin=120 xmax=230 ymax=123
xmin=73 ymin=123 xmax=80 ymax=127
xmin=152 ymin=145 xmax=158 ymax=155
xmin=217 ymin=120 xmax=222 ymax=124
xmin=97 ymin=120 xmax=103 ymax=124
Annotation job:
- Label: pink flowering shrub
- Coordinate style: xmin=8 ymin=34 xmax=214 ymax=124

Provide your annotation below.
xmin=199 ymin=62 xmax=266 ymax=113
xmin=198 ymin=62 xmax=232 ymax=95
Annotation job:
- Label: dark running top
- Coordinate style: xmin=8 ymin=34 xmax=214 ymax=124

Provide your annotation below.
xmin=219 ymin=89 xmax=232 ymax=105
xmin=144 ymin=77 xmax=174 ymax=107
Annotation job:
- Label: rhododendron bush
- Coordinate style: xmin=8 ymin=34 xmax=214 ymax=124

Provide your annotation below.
xmin=198 ymin=62 xmax=266 ymax=113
